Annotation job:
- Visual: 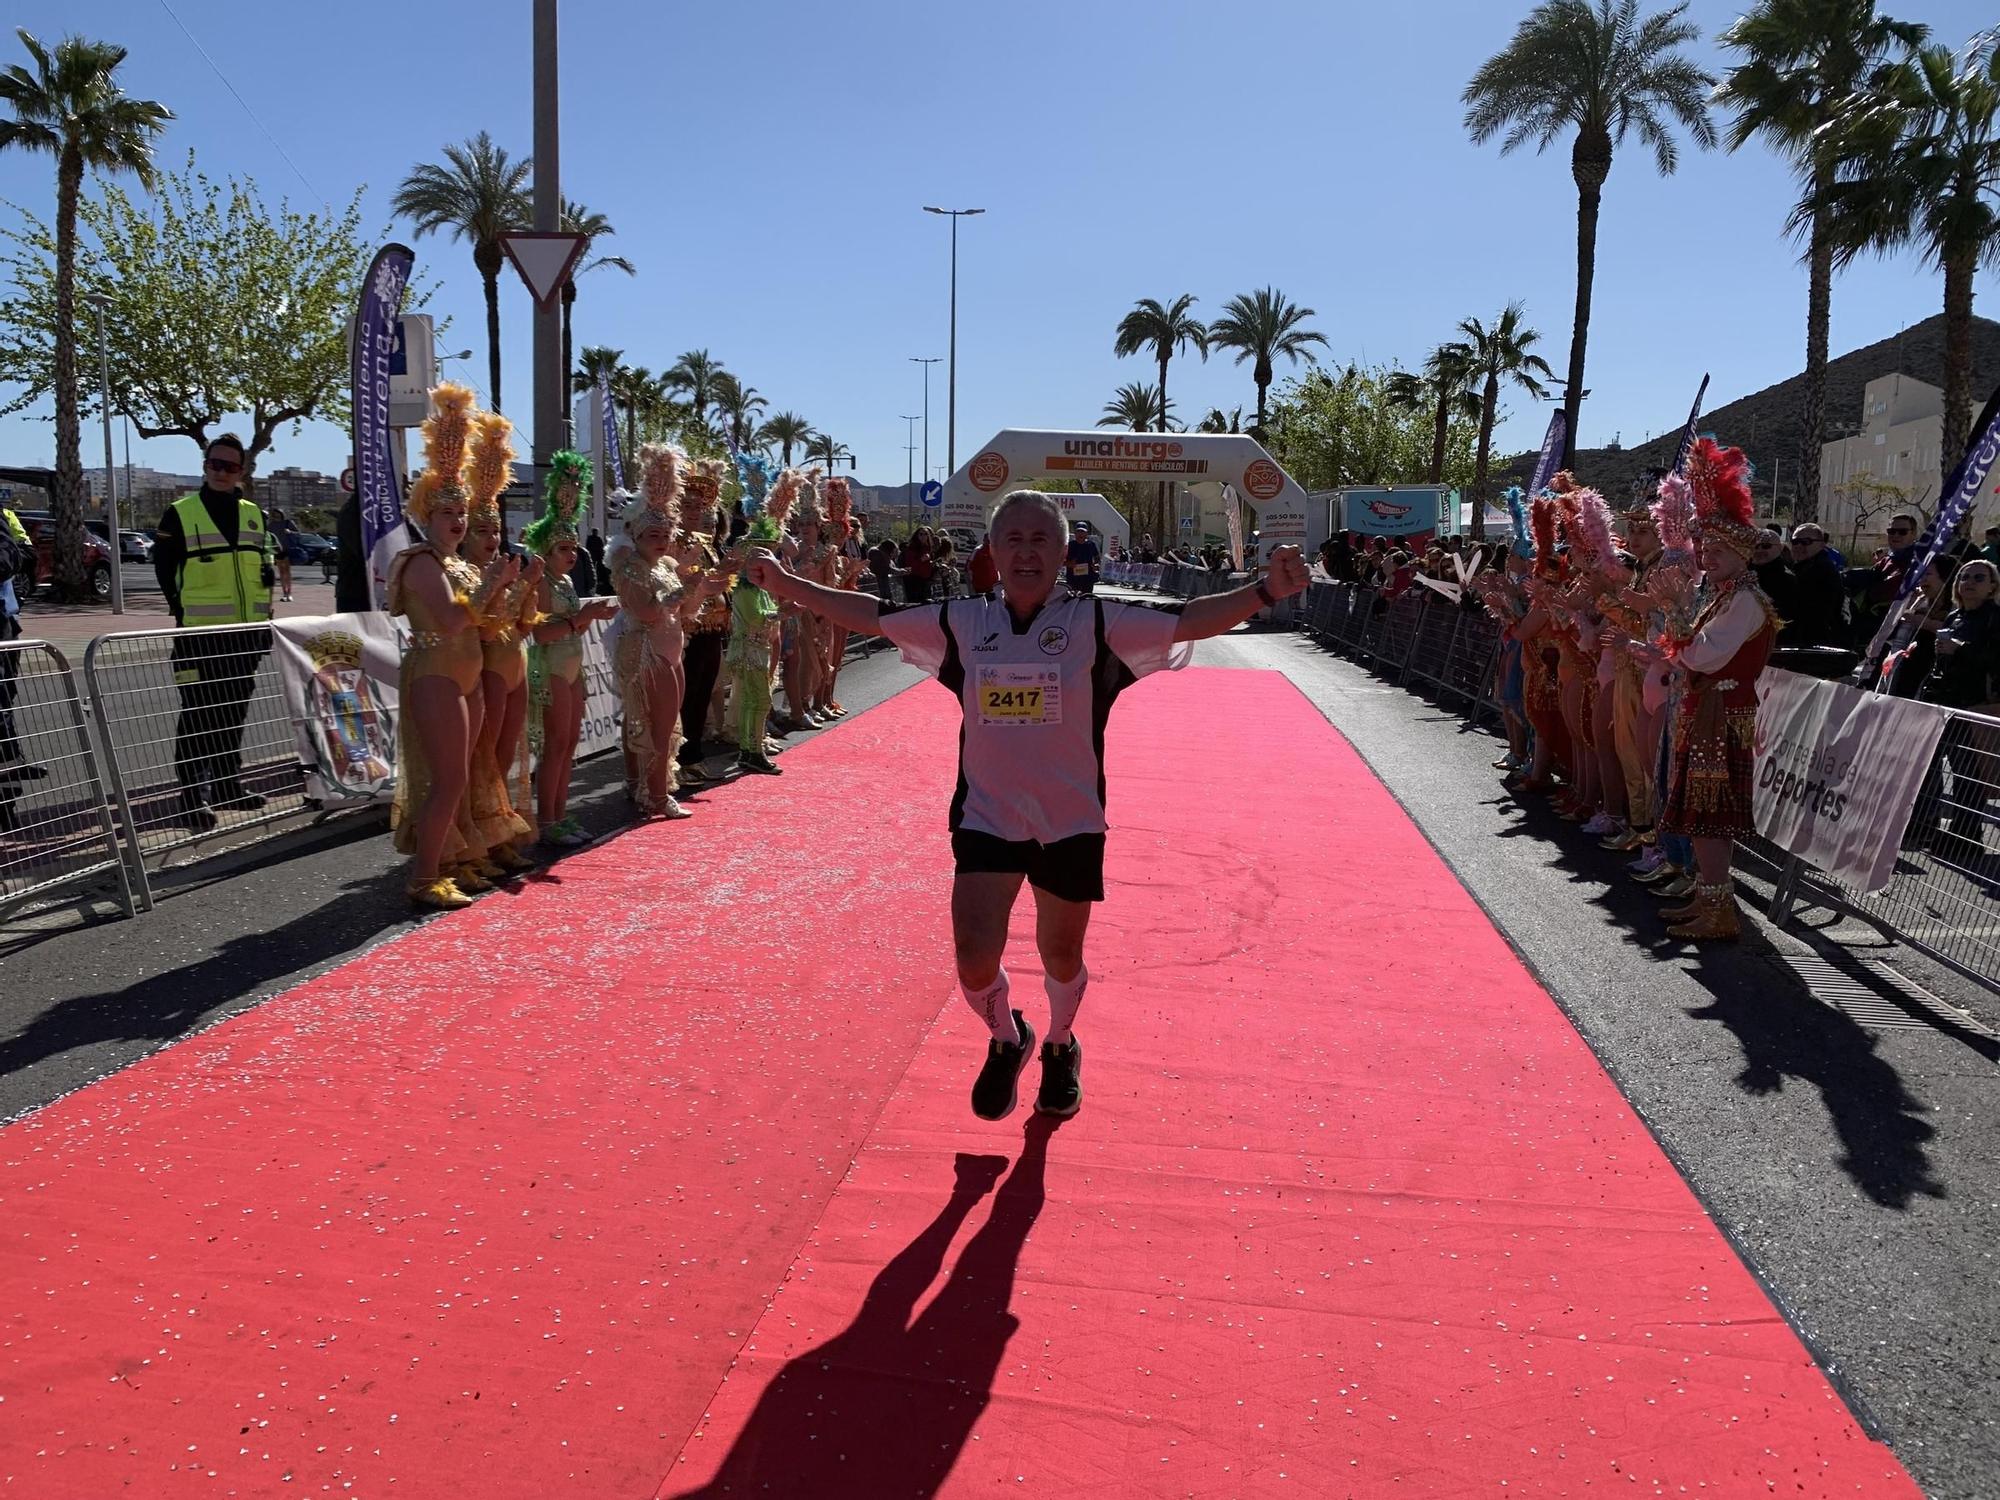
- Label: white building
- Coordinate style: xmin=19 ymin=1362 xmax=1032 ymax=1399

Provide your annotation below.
xmin=1816 ymin=374 xmax=1984 ymax=552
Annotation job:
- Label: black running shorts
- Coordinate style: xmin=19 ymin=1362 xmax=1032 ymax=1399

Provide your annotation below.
xmin=950 ymin=828 xmax=1106 ymax=904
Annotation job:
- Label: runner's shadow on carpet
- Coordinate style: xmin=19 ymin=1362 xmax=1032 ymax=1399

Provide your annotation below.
xmin=669 ymin=1115 xmax=1059 ymax=1499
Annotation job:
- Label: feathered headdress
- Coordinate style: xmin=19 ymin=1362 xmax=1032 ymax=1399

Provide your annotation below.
xmin=795 ymin=467 xmax=824 ymax=532
xmin=1529 ymin=496 xmax=1562 ymax=577
xmin=405 ymin=382 xmax=476 ymax=527
xmin=465 ymin=411 xmax=516 ymax=527
xmin=768 ymin=467 xmax=802 ymax=528
xmin=683 ymin=456 xmax=727 ymax=517
xmin=1651 ymin=471 xmax=1696 ymax=556
xmin=1504 ymin=486 xmax=1535 ymax=560
xmin=1574 ymin=487 xmax=1616 ymax=568
xmin=825 ymin=476 xmax=852 ymax=540
xmin=734 ymin=452 xmax=772 ymax=514
xmin=629 ymin=442 xmax=684 ymax=537
xmin=1686 ymin=437 xmax=1758 ymax=558
xmin=523 ymin=449 xmax=590 ymax=555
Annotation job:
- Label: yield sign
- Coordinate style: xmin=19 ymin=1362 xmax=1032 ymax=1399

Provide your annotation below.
xmin=499 ymin=231 xmax=588 ymax=308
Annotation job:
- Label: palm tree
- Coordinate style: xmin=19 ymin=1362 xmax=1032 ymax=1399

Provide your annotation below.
xmin=1814 ymin=31 xmax=2000 ymax=477
xmin=571 ymin=343 xmax=623 ymax=397
xmin=1460 ymin=304 xmax=1555 ymax=539
xmin=760 ymin=411 xmax=814 ymax=466
xmin=711 ymin=373 xmax=769 ymax=451
xmin=393 ymin=131 xmax=531 ymax=413
xmin=1384 ymin=342 xmax=1481 ymax=485
xmin=666 ymin=349 xmax=727 ymax=431
xmin=805 ymin=433 xmax=853 ymax=472
xmin=1114 ymin=294 xmax=1206 ymax=557
xmin=1207 ymin=287 xmax=1328 ymax=437
xmin=0 ymin=30 xmax=169 ymax=600
xmin=1717 ymin=2 xmax=1926 ymax=520
xmin=1463 ymin=0 xmax=1715 ymax=465
xmin=610 ymin=363 xmax=654 ymax=465
xmin=557 ymin=200 xmax=634 ymax=411
xmin=1100 ymin=382 xmax=1174 ymax=431
xmin=1197 ymin=405 xmax=1245 ymax=434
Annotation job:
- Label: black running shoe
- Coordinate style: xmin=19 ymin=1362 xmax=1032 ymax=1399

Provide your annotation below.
xmin=1036 ymin=1036 xmax=1083 ymax=1117
xmin=970 ymin=1010 xmax=1034 ymax=1121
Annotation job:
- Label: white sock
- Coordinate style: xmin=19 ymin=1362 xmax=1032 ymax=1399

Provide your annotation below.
xmin=962 ymin=969 xmax=1020 ymax=1045
xmin=1044 ymin=963 xmax=1088 ymax=1046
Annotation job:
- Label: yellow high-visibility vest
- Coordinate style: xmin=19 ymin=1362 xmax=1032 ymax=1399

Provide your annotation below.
xmin=170 ymin=492 xmax=272 ymax=625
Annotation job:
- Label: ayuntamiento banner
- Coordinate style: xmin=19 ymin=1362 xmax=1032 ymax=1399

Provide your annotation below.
xmin=1752 ymin=667 xmax=1949 ymax=894
xmin=273 ymin=609 xmax=623 ymax=807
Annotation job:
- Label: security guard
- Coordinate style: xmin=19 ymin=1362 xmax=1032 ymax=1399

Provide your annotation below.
xmin=152 ymin=433 xmax=274 ymax=830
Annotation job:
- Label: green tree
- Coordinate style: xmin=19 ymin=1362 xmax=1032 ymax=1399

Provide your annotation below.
xmin=392 ymin=131 xmax=530 ymax=413
xmin=1814 ymin=31 xmax=2000 ymax=474
xmin=0 ymin=28 xmax=170 ymax=600
xmin=1266 ymin=364 xmax=1481 ymax=495
xmin=711 ymin=372 xmax=768 ymax=450
xmin=1206 ymin=286 xmax=1327 ymax=437
xmin=610 ymin=362 xmax=653 ymax=463
xmin=1463 ymin=0 xmax=1714 ymax=465
xmin=804 ymin=432 xmax=852 ymax=473
xmin=1717 ymin=0 xmax=1926 ymax=520
xmin=1100 ymin=381 xmax=1171 ymax=430
xmin=0 ymin=159 xmax=385 ymax=501
xmin=1384 ymin=341 xmax=1481 ymax=485
xmin=1113 ymin=294 xmax=1206 ymax=549
xmin=571 ymin=342 xmax=622 ymax=395
xmin=1460 ymin=303 xmax=1554 ymax=538
xmin=759 ymin=410 xmax=813 ymax=466
xmin=557 ymin=199 xmax=633 ymax=410
xmin=666 ymin=348 xmax=727 ymax=431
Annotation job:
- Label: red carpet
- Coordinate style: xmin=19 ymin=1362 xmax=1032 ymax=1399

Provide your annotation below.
xmin=1 ymin=668 xmax=1919 ymax=1499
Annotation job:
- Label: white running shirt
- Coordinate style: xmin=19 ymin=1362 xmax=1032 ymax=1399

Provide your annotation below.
xmin=878 ymin=593 xmax=1190 ymax=843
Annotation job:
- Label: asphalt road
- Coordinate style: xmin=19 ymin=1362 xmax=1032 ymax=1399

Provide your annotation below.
xmin=2 ymin=616 xmax=1992 ymax=1498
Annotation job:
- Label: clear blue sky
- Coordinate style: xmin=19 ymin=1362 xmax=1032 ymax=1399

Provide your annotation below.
xmin=5 ymin=0 xmax=1996 ymax=489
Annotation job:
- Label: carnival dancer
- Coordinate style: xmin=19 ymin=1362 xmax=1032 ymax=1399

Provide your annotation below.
xmin=769 ymin=468 xmax=816 ymax=730
xmin=386 ymin=383 xmax=520 ymax=910
xmin=743 ymin=490 xmax=1311 ymax=1122
xmin=1632 ymin=470 xmax=1703 ymax=897
xmin=1489 ymin=489 xmax=1535 ymax=775
xmin=1509 ymin=497 xmax=1572 ymax=793
xmin=789 ymin=470 xmax=834 ymax=724
xmin=676 ymin=456 xmax=733 ymax=786
xmin=1570 ymin=488 xmax=1629 ymax=839
xmin=819 ymin=476 xmax=866 ymax=718
xmin=727 ymin=454 xmax=785 ymax=776
xmin=608 ymin=444 xmax=724 ymax=818
xmin=526 ymin=451 xmax=619 ymax=847
xmin=1653 ymin=439 xmax=1779 ymax=941
xmin=463 ymin=412 xmax=542 ymax=868
xmin=1600 ymin=501 xmax=1666 ymax=858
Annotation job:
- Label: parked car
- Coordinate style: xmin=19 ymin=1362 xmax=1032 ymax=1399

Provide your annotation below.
xmin=17 ymin=512 xmax=114 ymax=600
xmin=84 ymin=519 xmax=151 ymax=562
xmin=285 ymin=531 xmax=335 ymax=565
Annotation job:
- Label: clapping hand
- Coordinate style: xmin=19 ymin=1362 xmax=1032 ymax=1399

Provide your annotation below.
xmin=482 ymin=552 xmax=522 ymax=589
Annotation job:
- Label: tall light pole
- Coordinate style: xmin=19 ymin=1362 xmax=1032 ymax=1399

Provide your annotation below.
xmin=922 ymin=207 xmax=982 ymax=472
xmin=531 ymin=0 xmax=563 ymax=532
xmin=900 ymin=414 xmax=920 ymax=534
xmin=85 ymin=291 xmax=123 ymax=615
xmin=910 ymin=357 xmax=940 ymax=485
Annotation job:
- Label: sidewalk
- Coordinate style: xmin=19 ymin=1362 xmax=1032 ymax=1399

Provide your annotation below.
xmin=16 ymin=580 xmax=342 ymax=656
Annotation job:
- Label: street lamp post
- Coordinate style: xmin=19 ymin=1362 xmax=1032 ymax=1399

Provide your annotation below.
xmin=910 ymin=357 xmax=940 ymax=485
xmin=531 ymin=0 xmax=563 ymax=529
xmin=900 ymin=414 xmax=920 ymax=535
xmin=922 ymin=207 xmax=982 ymax=473
xmin=85 ymin=291 xmax=123 ymax=615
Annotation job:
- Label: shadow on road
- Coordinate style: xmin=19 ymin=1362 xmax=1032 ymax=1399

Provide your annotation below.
xmin=668 ymin=1115 xmax=1059 ymax=1499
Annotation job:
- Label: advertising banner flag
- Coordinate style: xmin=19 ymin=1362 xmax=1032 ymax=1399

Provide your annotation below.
xmin=598 ymin=370 xmax=624 ymax=491
xmin=1751 ymin=667 xmax=1949 ymax=893
xmin=352 ymin=243 xmax=415 ymax=610
xmin=1865 ymin=379 xmax=2000 ymax=666
xmin=1670 ymin=373 xmax=1711 ymax=476
xmin=1527 ymin=411 xmax=1566 ymax=496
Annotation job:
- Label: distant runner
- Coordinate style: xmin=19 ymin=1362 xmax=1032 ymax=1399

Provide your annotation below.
xmin=1064 ymin=522 xmax=1101 ymax=596
xmin=746 ymin=490 xmax=1308 ymax=1120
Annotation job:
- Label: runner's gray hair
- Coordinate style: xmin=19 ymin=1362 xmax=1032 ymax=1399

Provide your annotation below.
xmin=988 ymin=490 xmax=1067 ymax=537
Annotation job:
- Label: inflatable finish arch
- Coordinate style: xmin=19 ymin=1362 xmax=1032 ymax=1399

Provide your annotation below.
xmin=939 ymin=430 xmax=1308 ymax=565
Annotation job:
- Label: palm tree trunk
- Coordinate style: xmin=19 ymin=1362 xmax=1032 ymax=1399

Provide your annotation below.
xmin=1429 ymin=390 xmax=1449 ymax=486
xmin=1472 ymin=374 xmax=1498 ymax=543
xmin=483 ymin=267 xmax=503 ymax=415
xmin=51 ymin=145 xmax=89 ymax=601
xmin=1941 ymin=251 xmax=1976 ymax=481
xmin=1157 ymin=351 xmax=1171 ymax=545
xmin=1564 ymin=128 xmax=1609 ymax=469
xmin=1797 ymin=188 xmax=1834 ymax=524
xmin=1254 ymin=362 xmax=1271 ymax=438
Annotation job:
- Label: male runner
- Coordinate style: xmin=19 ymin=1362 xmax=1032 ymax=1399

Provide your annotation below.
xmin=745 ymin=490 xmax=1308 ymax=1120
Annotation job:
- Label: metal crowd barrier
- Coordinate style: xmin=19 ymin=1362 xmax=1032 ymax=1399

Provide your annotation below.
xmin=0 ymin=638 xmax=137 ymax=917
xmin=83 ymin=626 xmax=310 ymax=907
xmin=1297 ymin=579 xmax=2000 ymax=997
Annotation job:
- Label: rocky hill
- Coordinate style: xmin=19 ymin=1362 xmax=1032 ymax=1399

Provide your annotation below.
xmin=1499 ymin=312 xmax=2000 ymax=507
